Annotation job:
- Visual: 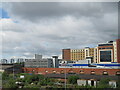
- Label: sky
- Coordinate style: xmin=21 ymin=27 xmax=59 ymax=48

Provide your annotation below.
xmin=0 ymin=2 xmax=118 ymax=59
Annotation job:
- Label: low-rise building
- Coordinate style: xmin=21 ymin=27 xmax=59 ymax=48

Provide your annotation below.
xmin=24 ymin=54 xmax=60 ymax=68
xmin=24 ymin=58 xmax=53 ymax=68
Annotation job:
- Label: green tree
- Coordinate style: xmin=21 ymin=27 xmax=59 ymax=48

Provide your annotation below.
xmin=3 ymin=78 xmax=17 ymax=88
xmin=68 ymin=75 xmax=79 ymax=84
xmin=2 ymin=72 xmax=9 ymax=80
xmin=97 ymin=78 xmax=111 ymax=88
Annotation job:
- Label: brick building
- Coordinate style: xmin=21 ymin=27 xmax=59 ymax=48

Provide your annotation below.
xmin=62 ymin=49 xmax=71 ymax=61
xmin=22 ymin=67 xmax=120 ymax=76
xmin=116 ymin=39 xmax=120 ymax=63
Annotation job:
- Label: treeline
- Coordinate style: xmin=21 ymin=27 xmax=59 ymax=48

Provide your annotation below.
xmin=2 ymin=72 xmax=120 ymax=89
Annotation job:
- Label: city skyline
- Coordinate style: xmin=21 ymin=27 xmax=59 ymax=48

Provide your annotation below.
xmin=0 ymin=2 xmax=118 ymax=59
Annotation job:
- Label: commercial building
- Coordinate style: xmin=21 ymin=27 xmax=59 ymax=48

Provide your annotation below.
xmin=24 ymin=54 xmax=60 ymax=68
xmin=96 ymin=39 xmax=120 ymax=63
xmin=35 ymin=54 xmax=42 ymax=59
xmin=97 ymin=41 xmax=114 ymax=63
xmin=62 ymin=47 xmax=94 ymax=61
xmin=25 ymin=58 xmax=53 ymax=68
xmin=62 ymin=39 xmax=120 ymax=64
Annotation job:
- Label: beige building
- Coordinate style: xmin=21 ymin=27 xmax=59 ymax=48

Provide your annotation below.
xmin=113 ymin=42 xmax=117 ymax=62
xmin=71 ymin=49 xmax=85 ymax=61
xmin=63 ymin=47 xmax=94 ymax=61
xmin=95 ymin=40 xmax=120 ymax=63
xmin=85 ymin=47 xmax=94 ymax=59
xmin=94 ymin=47 xmax=98 ymax=63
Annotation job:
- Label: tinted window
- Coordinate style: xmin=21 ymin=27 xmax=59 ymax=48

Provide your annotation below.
xmin=100 ymin=50 xmax=111 ymax=62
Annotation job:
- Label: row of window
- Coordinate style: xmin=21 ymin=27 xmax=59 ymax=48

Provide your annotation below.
xmin=25 ymin=70 xmax=120 ymax=76
xmin=71 ymin=50 xmax=85 ymax=52
xmin=71 ymin=53 xmax=94 ymax=56
xmin=71 ymin=57 xmax=85 ymax=58
xmin=99 ymin=47 xmax=113 ymax=49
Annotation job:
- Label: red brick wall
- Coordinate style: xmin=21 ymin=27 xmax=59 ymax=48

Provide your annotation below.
xmin=116 ymin=39 xmax=120 ymax=63
xmin=23 ymin=68 xmax=120 ymax=76
xmin=62 ymin=49 xmax=71 ymax=61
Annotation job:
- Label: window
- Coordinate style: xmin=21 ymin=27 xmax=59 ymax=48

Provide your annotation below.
xmin=45 ymin=70 xmax=48 ymax=73
xmin=53 ymin=70 xmax=56 ymax=74
xmin=61 ymin=70 xmax=64 ymax=74
xmin=103 ymin=71 xmax=108 ymax=75
xmin=100 ymin=50 xmax=112 ymax=62
xmin=80 ymin=70 xmax=84 ymax=74
xmin=91 ymin=71 xmax=95 ymax=75
xmin=68 ymin=70 xmax=75 ymax=74
xmin=116 ymin=71 xmax=120 ymax=76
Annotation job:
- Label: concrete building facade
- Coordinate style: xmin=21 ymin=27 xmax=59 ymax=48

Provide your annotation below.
xmin=24 ymin=54 xmax=60 ymax=68
xmin=24 ymin=58 xmax=53 ymax=68
xmin=35 ymin=54 xmax=42 ymax=59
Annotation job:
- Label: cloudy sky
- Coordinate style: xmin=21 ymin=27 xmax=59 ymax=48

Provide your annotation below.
xmin=0 ymin=2 xmax=118 ymax=59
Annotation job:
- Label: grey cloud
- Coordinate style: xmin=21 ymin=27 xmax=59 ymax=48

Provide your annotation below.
xmin=1 ymin=2 xmax=118 ymax=59
xmin=8 ymin=2 xmax=118 ymax=22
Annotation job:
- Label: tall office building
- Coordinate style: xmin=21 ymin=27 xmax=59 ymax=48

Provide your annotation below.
xmin=97 ymin=39 xmax=120 ymax=63
xmin=97 ymin=41 xmax=114 ymax=63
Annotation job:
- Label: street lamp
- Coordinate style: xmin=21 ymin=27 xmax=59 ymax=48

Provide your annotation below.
xmin=13 ymin=63 xmax=15 ymax=79
xmin=65 ymin=69 xmax=66 ymax=89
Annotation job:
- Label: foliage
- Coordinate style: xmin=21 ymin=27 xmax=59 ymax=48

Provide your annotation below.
xmin=97 ymin=78 xmax=111 ymax=88
xmin=2 ymin=72 xmax=9 ymax=80
xmin=2 ymin=72 xmax=118 ymax=89
xmin=2 ymin=72 xmax=56 ymax=88
xmin=3 ymin=78 xmax=17 ymax=88
xmin=23 ymin=83 xmax=40 ymax=88
xmin=68 ymin=75 xmax=79 ymax=84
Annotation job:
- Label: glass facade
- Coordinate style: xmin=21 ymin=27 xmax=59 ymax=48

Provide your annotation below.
xmin=100 ymin=50 xmax=112 ymax=62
